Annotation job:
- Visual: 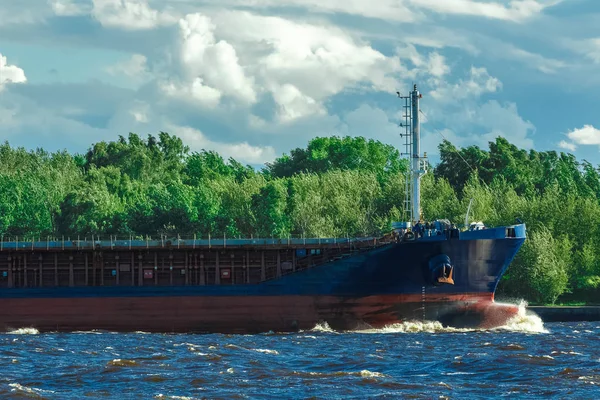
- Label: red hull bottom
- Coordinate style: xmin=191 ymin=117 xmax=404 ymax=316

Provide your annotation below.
xmin=0 ymin=294 xmax=520 ymax=333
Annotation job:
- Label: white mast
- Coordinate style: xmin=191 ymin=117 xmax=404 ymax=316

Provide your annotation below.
xmin=410 ymin=84 xmax=427 ymax=222
xmin=397 ymin=84 xmax=427 ymax=227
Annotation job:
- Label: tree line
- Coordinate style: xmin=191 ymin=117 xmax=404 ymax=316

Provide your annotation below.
xmin=0 ymin=133 xmax=598 ymax=305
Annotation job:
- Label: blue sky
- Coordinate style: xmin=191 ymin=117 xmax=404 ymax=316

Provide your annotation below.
xmin=1 ymin=0 xmax=599 ymax=166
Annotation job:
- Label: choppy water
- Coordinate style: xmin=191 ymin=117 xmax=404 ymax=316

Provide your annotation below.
xmin=1 ymin=304 xmax=599 ymax=399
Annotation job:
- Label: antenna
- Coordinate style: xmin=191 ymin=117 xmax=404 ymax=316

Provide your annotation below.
xmin=464 ymin=198 xmax=474 ymax=227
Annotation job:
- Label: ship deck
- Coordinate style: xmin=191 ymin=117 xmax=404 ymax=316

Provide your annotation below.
xmin=0 ymin=236 xmax=394 ymax=289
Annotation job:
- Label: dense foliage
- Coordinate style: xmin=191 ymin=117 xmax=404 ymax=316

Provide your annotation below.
xmin=0 ymin=134 xmax=598 ymax=305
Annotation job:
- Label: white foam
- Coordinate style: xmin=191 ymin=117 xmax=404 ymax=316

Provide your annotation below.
xmin=310 ymin=321 xmax=337 ymax=333
xmin=359 ymin=370 xmax=386 ymax=378
xmin=293 ymin=370 xmax=386 ymax=378
xmin=352 ymin=321 xmax=464 ymax=334
xmin=10 ymin=383 xmax=55 ymax=395
xmin=491 ymin=300 xmax=548 ymax=334
xmin=307 ymin=300 xmax=547 ymax=335
xmin=443 ymin=372 xmax=475 ymax=375
xmin=551 ymin=350 xmax=584 ymax=356
xmin=6 ymin=328 xmax=39 ymax=335
xmin=252 ymin=348 xmax=279 ymax=355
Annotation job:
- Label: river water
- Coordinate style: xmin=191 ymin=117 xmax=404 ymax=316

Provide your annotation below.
xmin=1 ymin=303 xmax=599 ymax=399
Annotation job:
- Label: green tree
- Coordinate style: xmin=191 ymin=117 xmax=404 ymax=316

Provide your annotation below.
xmin=500 ymin=226 xmax=570 ymax=304
xmin=251 ymin=179 xmax=291 ymax=238
xmin=266 ymin=136 xmax=407 ymax=178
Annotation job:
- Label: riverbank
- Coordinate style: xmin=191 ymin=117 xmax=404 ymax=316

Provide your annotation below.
xmin=527 ymin=306 xmax=600 ymax=322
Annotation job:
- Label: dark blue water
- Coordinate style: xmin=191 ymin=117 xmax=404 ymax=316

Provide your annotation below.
xmin=1 ymin=311 xmax=599 ymax=399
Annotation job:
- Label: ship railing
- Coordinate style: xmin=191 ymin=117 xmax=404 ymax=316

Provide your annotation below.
xmin=0 ymin=234 xmax=394 ymax=251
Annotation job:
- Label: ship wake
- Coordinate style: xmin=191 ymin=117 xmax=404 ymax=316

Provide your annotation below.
xmin=310 ymin=301 xmax=547 ymax=334
xmin=489 ymin=300 xmax=547 ymax=333
xmin=5 ymin=327 xmax=40 ymax=335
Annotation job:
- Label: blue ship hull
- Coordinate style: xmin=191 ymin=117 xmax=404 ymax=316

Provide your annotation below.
xmin=0 ymin=225 xmax=526 ymax=332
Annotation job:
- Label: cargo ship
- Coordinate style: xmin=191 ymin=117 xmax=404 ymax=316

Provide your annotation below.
xmin=0 ymin=85 xmax=525 ymax=333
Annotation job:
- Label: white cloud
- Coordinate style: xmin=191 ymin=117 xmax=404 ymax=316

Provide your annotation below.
xmin=395 ymin=46 xmax=450 ymax=79
xmin=125 ymin=100 xmax=149 ymax=123
xmin=505 ymin=46 xmax=565 ymax=74
xmin=0 ymin=1 xmax=50 ymax=26
xmin=472 ymin=100 xmax=534 ymax=149
xmin=430 ymin=66 xmax=501 ymax=101
xmin=178 ymin=13 xmax=256 ymax=105
xmin=214 ymin=0 xmax=557 ymax=22
xmin=333 ymin=96 xmax=535 ymax=159
xmin=398 ymin=29 xmax=478 ymax=54
xmin=423 ymin=101 xmax=535 ymax=154
xmin=409 ymin=0 xmax=558 ymax=21
xmin=208 ymin=11 xmax=403 ymax=120
xmin=49 ymin=0 xmax=91 ymax=16
xmin=0 ymin=54 xmax=27 ymax=91
xmin=455 ymin=33 xmax=566 ymax=75
xmin=211 ymin=0 xmax=419 ymax=22
xmin=248 ymin=115 xmax=267 ymax=129
xmin=155 ymin=10 xmax=407 ymax=122
xmin=160 ymin=78 xmax=222 ymax=109
xmin=427 ymin=53 xmax=450 ymax=77
xmin=566 ymin=125 xmax=600 ymax=146
xmin=573 ymin=38 xmax=600 ymax=64
xmin=271 ymin=84 xmax=325 ymax=122
xmin=106 ymin=53 xmax=148 ymax=77
xmin=558 ymin=140 xmax=576 ymax=152
xmin=91 ymin=0 xmax=178 ymax=30
xmin=175 ymin=125 xmax=276 ymax=164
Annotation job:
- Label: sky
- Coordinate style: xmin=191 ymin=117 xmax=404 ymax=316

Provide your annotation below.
xmin=1 ymin=0 xmax=600 ymax=167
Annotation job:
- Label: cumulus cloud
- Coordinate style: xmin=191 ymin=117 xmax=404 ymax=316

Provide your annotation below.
xmin=157 ymin=10 xmax=407 ymax=122
xmin=271 ymin=84 xmax=325 ymax=122
xmin=565 ymin=125 xmax=600 ymax=146
xmin=418 ymin=65 xmax=533 ymax=153
xmin=558 ymin=140 xmax=576 ymax=152
xmin=160 ymin=78 xmax=222 ymax=109
xmin=334 ymin=95 xmax=536 ymax=159
xmin=427 ymin=53 xmax=450 ymax=77
xmin=209 ymin=11 xmax=403 ymax=120
xmin=420 ymin=99 xmax=535 ymax=154
xmin=0 ymin=53 xmax=27 ymax=91
xmin=395 ymin=45 xmax=451 ymax=80
xmin=177 ymin=13 xmax=256 ymax=105
xmin=429 ymin=66 xmax=501 ymax=101
xmin=470 ymin=100 xmax=534 ymax=149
